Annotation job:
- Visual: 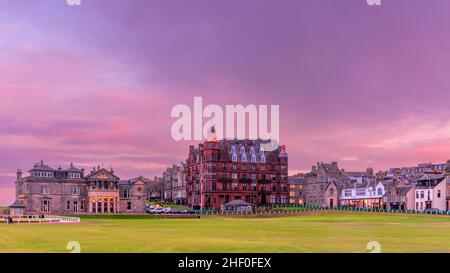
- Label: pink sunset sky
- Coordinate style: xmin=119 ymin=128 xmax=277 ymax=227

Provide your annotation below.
xmin=1 ymin=0 xmax=450 ymax=205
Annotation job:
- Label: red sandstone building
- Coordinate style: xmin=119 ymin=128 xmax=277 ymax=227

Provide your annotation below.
xmin=186 ymin=130 xmax=288 ymax=210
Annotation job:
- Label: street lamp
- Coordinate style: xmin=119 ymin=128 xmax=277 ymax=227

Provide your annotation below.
xmin=200 ymin=179 xmax=203 ymax=214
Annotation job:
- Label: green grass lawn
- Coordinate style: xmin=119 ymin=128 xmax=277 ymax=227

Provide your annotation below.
xmin=0 ymin=206 xmax=9 ymax=214
xmin=1 ymin=212 xmax=450 ymax=253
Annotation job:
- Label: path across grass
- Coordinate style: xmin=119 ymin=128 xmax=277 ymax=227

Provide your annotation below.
xmin=0 ymin=212 xmax=449 ymax=253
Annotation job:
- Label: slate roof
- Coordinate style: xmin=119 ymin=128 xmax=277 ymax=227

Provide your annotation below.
xmin=118 ymin=180 xmax=131 ymax=186
xmin=324 ymin=180 xmax=343 ymax=191
xmin=352 ymin=179 xmax=377 ymax=189
xmin=321 ymin=163 xmax=335 ymax=172
xmin=9 ymin=200 xmax=25 ymax=208
xmin=288 ymin=177 xmax=305 ymax=185
xmin=189 ymin=139 xmax=286 ymax=164
xmin=29 ymin=160 xmax=54 ymax=171
xmin=305 ymin=172 xmax=317 ymax=178
xmin=344 ymin=171 xmax=373 ymax=177
xmin=417 ymin=173 xmax=445 ymax=181
xmin=66 ymin=163 xmax=82 ymax=172
xmin=396 ymin=186 xmax=413 ymax=196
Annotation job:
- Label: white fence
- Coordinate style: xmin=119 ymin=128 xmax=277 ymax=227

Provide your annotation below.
xmin=1 ymin=215 xmax=80 ymax=224
xmin=45 ymin=215 xmax=81 ymax=223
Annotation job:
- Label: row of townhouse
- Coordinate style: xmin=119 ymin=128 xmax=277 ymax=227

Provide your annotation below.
xmin=289 ymin=160 xmax=450 ymax=211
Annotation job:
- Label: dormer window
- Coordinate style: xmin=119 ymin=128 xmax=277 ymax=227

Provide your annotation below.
xmin=240 ymin=146 xmax=245 ymax=155
xmin=68 ymin=173 xmax=81 ymax=179
xmin=231 ymin=145 xmax=237 ymax=154
xmin=36 ymin=171 xmax=53 ymax=178
xmin=260 ymin=155 xmax=266 ymax=163
xmin=232 ymin=153 xmax=237 ymax=162
xmin=251 ymin=154 xmax=257 ymax=163
xmin=241 ymin=154 xmax=247 ymax=162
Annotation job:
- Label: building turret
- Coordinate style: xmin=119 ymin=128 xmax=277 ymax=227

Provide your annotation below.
xmin=15 ymin=169 xmax=22 ymax=200
xmin=279 ymin=145 xmax=288 ymax=157
xmin=16 ymin=169 xmax=22 ymax=181
xmin=206 ymin=126 xmax=217 ymax=142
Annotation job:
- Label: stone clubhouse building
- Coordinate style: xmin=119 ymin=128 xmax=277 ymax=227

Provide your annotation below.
xmin=11 ymin=161 xmax=148 ymax=215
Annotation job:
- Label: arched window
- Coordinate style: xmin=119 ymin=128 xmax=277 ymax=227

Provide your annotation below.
xmin=377 ymin=188 xmax=382 ymax=196
xmin=251 ymin=154 xmax=257 ymax=163
xmin=231 ymin=145 xmax=236 ymax=154
xmin=240 ymin=146 xmax=245 ymax=154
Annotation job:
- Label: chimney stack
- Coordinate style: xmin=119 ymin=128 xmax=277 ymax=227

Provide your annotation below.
xmin=16 ymin=169 xmax=22 ymax=181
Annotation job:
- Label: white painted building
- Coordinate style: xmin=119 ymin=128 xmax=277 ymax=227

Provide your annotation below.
xmin=340 ymin=180 xmax=387 ymax=208
xmin=414 ymin=174 xmax=447 ymax=211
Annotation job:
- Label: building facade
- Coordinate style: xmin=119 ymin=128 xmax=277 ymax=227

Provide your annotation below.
xmin=12 ymin=161 xmax=149 ymax=215
xmin=162 ymin=164 xmax=187 ymax=205
xmin=384 ymin=182 xmax=415 ymax=210
xmin=304 ymin=162 xmax=351 ymax=207
xmin=324 ymin=181 xmax=341 ymax=208
xmin=186 ymin=134 xmax=288 ymax=210
xmin=339 ymin=180 xmax=387 ymax=209
xmin=413 ymin=173 xmax=447 ymax=211
xmin=288 ymin=176 xmax=305 ymax=205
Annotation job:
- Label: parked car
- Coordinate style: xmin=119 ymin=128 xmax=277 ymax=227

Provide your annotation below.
xmin=425 ymin=208 xmax=441 ymax=213
xmin=163 ymin=208 xmax=172 ymax=214
xmin=153 ymin=208 xmax=164 ymax=214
